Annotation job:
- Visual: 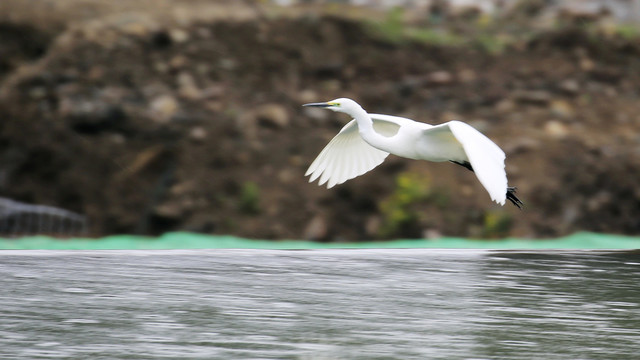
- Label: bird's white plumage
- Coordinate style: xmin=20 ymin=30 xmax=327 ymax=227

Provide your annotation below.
xmin=442 ymin=121 xmax=507 ymax=205
xmin=304 ymin=98 xmax=513 ymax=206
xmin=305 ymin=118 xmax=399 ymax=188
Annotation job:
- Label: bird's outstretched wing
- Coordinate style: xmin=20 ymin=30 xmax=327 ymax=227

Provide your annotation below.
xmin=306 ymin=118 xmax=399 ymax=188
xmin=424 ymin=121 xmax=507 ymax=205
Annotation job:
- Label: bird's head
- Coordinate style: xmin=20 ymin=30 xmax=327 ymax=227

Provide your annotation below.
xmin=302 ymin=98 xmax=361 ymax=114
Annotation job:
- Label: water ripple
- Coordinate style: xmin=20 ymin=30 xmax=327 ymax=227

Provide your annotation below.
xmin=0 ymin=249 xmax=638 ymax=359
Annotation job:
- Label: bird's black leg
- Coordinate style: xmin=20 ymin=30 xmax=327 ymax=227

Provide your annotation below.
xmin=450 ymin=161 xmax=524 ymax=209
xmin=450 ymin=160 xmax=474 ymax=172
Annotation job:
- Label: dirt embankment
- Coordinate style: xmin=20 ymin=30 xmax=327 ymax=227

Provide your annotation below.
xmin=2 ymin=2 xmax=640 ymax=240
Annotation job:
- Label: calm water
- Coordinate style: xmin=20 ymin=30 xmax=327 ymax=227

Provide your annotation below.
xmin=0 ymin=249 xmax=639 ymax=359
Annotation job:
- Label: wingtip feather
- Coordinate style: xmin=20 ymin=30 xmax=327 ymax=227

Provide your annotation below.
xmin=304 ymin=118 xmax=391 ymax=189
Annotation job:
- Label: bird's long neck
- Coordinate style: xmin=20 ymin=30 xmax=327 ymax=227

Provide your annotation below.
xmin=350 ymin=105 xmax=393 ymax=150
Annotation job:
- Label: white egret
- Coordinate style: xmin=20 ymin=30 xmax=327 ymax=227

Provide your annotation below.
xmin=303 ymin=98 xmax=522 ymax=208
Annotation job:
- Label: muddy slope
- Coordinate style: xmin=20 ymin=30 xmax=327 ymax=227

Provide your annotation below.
xmin=1 ymin=12 xmax=640 ymax=240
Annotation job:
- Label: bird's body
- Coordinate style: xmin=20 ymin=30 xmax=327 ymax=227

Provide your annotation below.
xmin=304 ymin=98 xmax=522 ymax=208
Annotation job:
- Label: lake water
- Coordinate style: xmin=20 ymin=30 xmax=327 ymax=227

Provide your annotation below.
xmin=1 ymin=249 xmax=639 ymax=359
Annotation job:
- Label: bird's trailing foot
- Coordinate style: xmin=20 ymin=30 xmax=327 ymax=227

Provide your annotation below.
xmin=507 ymin=187 xmax=523 ymax=209
xmin=451 ymin=161 xmax=523 ymax=209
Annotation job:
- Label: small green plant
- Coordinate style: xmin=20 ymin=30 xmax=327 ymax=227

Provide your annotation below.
xmin=481 ymin=210 xmax=513 ymax=238
xmin=239 ymin=181 xmax=260 ymax=215
xmin=379 ymin=171 xmax=431 ymax=237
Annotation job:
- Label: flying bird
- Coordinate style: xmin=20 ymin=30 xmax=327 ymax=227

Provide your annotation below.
xmin=303 ymin=98 xmax=522 ymax=208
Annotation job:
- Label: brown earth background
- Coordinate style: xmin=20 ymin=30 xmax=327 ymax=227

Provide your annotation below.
xmin=1 ymin=0 xmax=640 ymax=241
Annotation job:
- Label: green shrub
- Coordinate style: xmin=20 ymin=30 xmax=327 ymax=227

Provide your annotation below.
xmin=481 ymin=210 xmax=513 ymax=238
xmin=239 ymin=181 xmax=260 ymax=215
xmin=379 ymin=171 xmax=432 ymax=237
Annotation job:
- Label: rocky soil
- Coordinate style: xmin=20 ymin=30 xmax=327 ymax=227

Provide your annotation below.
xmin=1 ymin=1 xmax=640 ymax=240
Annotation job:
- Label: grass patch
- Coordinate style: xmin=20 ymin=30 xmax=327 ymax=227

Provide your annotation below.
xmin=365 ymin=7 xmax=466 ymax=47
xmin=365 ymin=6 xmax=518 ymax=53
xmin=612 ymin=23 xmax=640 ymax=39
xmin=365 ymin=6 xmax=640 ymax=55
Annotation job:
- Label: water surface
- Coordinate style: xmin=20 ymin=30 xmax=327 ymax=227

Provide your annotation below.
xmin=1 ymin=249 xmax=639 ymax=359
